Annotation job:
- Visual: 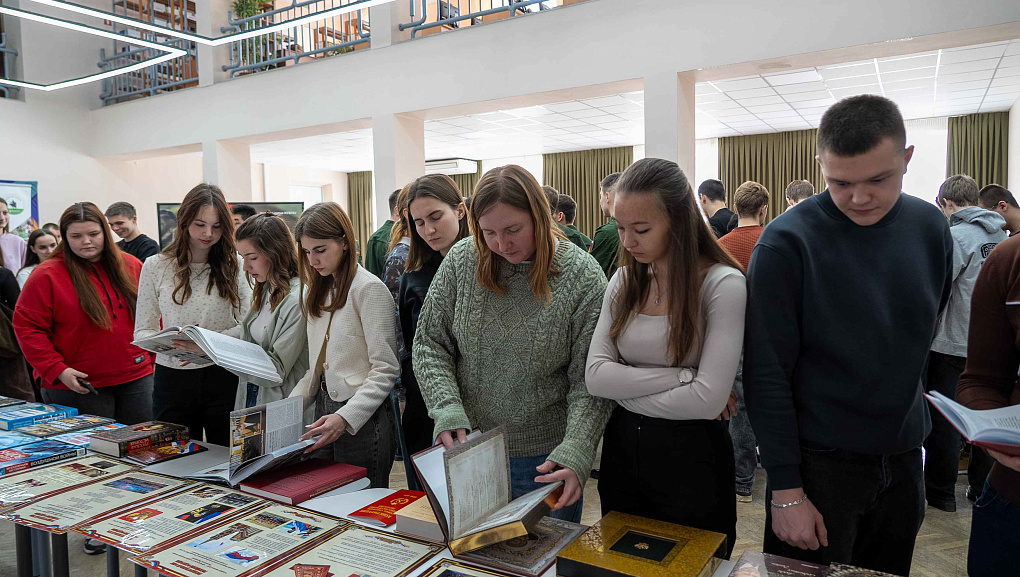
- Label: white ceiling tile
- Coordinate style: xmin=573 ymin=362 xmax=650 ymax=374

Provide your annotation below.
xmin=942 ymin=80 xmax=992 ymax=93
xmin=541 ymin=101 xmax=591 ymax=113
xmin=935 ymin=89 xmax=985 ymax=101
xmin=996 ymin=66 xmax=1020 ymax=79
xmin=938 ymin=69 xmax=996 ymax=85
xmin=774 ymin=81 xmax=830 ymax=95
xmin=473 ymin=112 xmax=516 ymax=122
xmin=579 ymin=95 xmax=632 ymax=108
xmin=600 ymin=121 xmax=635 ymax=130
xmin=565 ymin=124 xmax=605 ymax=133
xmin=736 ymin=95 xmax=786 ymax=107
xmin=879 ymin=54 xmax=938 ymax=73
xmin=1001 ymin=55 xmax=1020 ymax=69
xmin=497 ymin=118 xmax=537 ymax=127
xmin=712 ymin=77 xmax=770 ymax=92
xmin=621 ymin=92 xmax=645 ymax=103
xmin=599 ymin=103 xmax=643 ymax=114
xmin=697 ymin=100 xmax=744 ymax=111
xmin=991 ymin=75 xmax=1020 ymax=87
xmin=830 ymin=85 xmax=883 ymax=99
xmin=940 ymin=45 xmax=1007 ymax=64
xmin=531 ymin=113 xmax=574 ymax=123
xmin=764 ymin=70 xmax=823 ymax=85
xmin=581 ymin=114 xmax=619 ymax=124
xmin=782 ymin=90 xmax=833 ymax=103
xmin=617 ymin=112 xmax=644 ymax=121
xmin=1005 ymin=42 xmax=1020 ymax=57
xmin=791 ymin=98 xmax=836 ymax=110
xmin=881 ymin=68 xmax=936 ymax=84
xmin=548 ymin=119 xmax=588 ymax=128
xmin=696 ymin=92 xmax=731 ymax=104
xmin=744 ymin=103 xmax=795 ymax=114
xmin=562 ymin=108 xmax=607 ymax=119
xmin=824 ymin=75 xmax=880 ymax=89
xmin=985 ymin=84 xmax=1020 ymax=96
xmin=505 ymin=106 xmax=549 ymax=118
xmin=945 ymin=96 xmax=984 ymax=105
xmin=695 ymin=83 xmax=720 ymax=95
xmin=938 ymin=60 xmax=1000 ymax=76
xmin=884 ymin=78 xmax=935 ymax=92
xmin=755 ymin=110 xmax=802 ymax=119
xmin=818 ymin=62 xmax=876 ymax=79
xmin=726 ymin=87 xmax=779 ymax=99
xmin=726 ymin=120 xmax=772 ymax=129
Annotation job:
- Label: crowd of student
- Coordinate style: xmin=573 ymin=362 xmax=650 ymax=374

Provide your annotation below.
xmin=0 ymin=93 xmax=1018 ymax=575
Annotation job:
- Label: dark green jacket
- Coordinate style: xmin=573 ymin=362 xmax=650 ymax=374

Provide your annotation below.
xmin=559 ymin=224 xmax=592 ymax=252
xmin=589 ymin=218 xmax=620 ymax=278
xmin=364 ymin=220 xmax=394 ymax=278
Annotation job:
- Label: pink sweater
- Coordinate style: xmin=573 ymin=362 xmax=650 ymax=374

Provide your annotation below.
xmin=0 ymin=233 xmax=27 ymax=272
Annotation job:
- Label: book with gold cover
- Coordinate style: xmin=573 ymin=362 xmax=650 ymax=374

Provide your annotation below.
xmin=556 ymin=512 xmax=726 ymax=577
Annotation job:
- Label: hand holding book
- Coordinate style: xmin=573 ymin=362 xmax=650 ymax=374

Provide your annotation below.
xmin=988 ymin=449 xmax=1020 ymax=473
xmin=436 ymin=428 xmax=470 ymax=450
xmin=534 ymin=460 xmax=581 ymax=511
xmin=301 ymin=414 xmax=348 ymax=453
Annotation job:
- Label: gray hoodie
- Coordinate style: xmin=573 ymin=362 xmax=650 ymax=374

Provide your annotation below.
xmin=931 ymin=206 xmax=1007 ymax=357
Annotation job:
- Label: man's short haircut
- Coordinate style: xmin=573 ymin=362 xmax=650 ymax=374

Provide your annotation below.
xmin=42 ymin=223 xmax=59 ymax=232
xmin=600 ymin=172 xmax=622 ymax=194
xmin=817 ymin=95 xmax=906 ymax=157
xmin=388 ymin=189 xmax=401 ymax=214
xmin=733 ymin=181 xmax=770 ymax=218
xmin=542 ymin=186 xmax=560 ymax=215
xmin=978 ymin=184 xmax=1019 ymax=209
xmin=938 ymin=174 xmax=979 ymax=208
xmin=230 ymin=204 xmax=258 ymax=220
xmin=105 ymin=201 xmax=137 ymax=219
xmin=785 ymin=180 xmax=815 ymax=203
xmin=557 ymin=194 xmax=578 ymax=224
xmin=698 ymin=179 xmax=726 ymax=203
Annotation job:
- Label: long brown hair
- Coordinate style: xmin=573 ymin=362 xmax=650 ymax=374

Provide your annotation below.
xmin=236 ymin=213 xmax=299 ymax=313
xmin=405 ymin=174 xmax=469 ymax=273
xmin=58 ymin=202 xmax=139 ymax=330
xmin=165 ymin=184 xmax=241 ymax=309
xmin=387 ymin=184 xmax=412 ymax=253
xmin=469 ymin=165 xmax=565 ymax=303
xmin=295 ymin=202 xmax=358 ymax=318
xmin=610 ymin=158 xmax=743 ymax=365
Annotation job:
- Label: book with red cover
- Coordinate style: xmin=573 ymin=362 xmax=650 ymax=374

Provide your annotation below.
xmin=348 ymin=489 xmax=426 ymax=527
xmin=238 ymin=458 xmax=366 ymax=505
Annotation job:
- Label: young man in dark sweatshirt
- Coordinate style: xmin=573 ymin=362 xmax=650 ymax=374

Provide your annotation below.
xmin=744 ymin=95 xmax=952 ymax=576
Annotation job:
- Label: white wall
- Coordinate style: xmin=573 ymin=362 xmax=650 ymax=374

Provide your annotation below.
xmin=1010 ymin=97 xmax=1020 ymax=191
xmin=481 ymin=156 xmax=544 ymax=186
xmin=261 ymin=164 xmax=348 ymax=211
xmin=902 ymin=117 xmax=950 ymax=204
xmin=695 ymin=139 xmax=720 ymax=189
xmin=97 ymin=154 xmax=204 ymax=237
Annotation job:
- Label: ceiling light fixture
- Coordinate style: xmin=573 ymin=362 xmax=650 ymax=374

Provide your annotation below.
xmin=24 ymin=0 xmax=394 ymax=46
xmin=0 ymin=4 xmax=186 ymax=91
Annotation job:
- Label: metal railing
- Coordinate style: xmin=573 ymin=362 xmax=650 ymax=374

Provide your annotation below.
xmin=0 ymin=32 xmax=18 ymax=99
xmin=222 ymin=0 xmax=370 ymax=78
xmin=399 ymin=0 xmax=559 ymax=38
xmin=99 ymin=37 xmax=198 ymax=104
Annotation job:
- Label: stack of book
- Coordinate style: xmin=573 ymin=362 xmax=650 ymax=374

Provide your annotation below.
xmin=87 ymin=421 xmax=203 ymax=465
xmin=0 ymin=404 xmax=121 ymax=476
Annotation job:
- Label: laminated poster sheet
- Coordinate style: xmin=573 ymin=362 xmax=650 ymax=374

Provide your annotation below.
xmin=0 ymin=456 xmax=137 ymax=511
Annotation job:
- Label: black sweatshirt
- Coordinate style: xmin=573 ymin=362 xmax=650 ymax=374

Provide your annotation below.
xmin=744 ymin=190 xmax=953 ymax=490
xmin=117 ymin=234 xmax=160 ymax=263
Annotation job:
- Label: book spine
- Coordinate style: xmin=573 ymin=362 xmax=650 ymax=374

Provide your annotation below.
xmin=2 ymin=410 xmax=75 ymax=430
xmin=0 ymin=447 xmax=84 ymax=476
xmin=118 ymin=429 xmax=189 ymax=456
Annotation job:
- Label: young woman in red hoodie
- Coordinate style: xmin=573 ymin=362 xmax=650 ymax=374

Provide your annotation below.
xmin=13 ymin=202 xmax=153 ymax=424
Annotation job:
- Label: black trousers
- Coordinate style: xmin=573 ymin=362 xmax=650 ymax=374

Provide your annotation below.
xmin=598 ymin=406 xmax=737 ymax=558
xmin=922 ymin=351 xmax=965 ymax=506
xmin=153 ymin=364 xmax=237 ymax=446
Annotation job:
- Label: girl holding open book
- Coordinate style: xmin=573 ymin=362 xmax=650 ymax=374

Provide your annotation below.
xmin=233 ymin=213 xmax=309 ymax=411
xmin=585 ymin=158 xmax=745 ymax=556
xmin=13 ymin=202 xmax=153 ymax=423
xmin=290 ymin=202 xmax=399 ymax=489
xmin=413 ymin=165 xmax=613 ymax=523
xmin=134 ymin=184 xmax=251 ymax=445
xmin=397 ymin=174 xmax=470 ymax=458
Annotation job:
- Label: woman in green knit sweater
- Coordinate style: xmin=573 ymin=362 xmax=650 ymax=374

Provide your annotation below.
xmin=413 ymin=165 xmax=613 ymax=523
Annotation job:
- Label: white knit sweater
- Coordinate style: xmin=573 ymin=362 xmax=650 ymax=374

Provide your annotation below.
xmin=134 ymin=254 xmax=252 ymax=369
xmin=289 ymin=265 xmax=398 ymax=435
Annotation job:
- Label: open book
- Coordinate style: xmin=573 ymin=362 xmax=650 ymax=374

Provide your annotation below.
xmin=410 ymin=426 xmax=563 ymax=556
xmin=132 ymin=325 xmax=281 ymax=383
xmin=926 ymin=391 xmax=1020 ymax=456
xmin=185 ymin=397 xmax=314 ymax=487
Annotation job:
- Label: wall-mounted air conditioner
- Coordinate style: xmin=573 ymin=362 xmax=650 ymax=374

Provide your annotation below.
xmin=425 ymin=158 xmax=478 ymax=175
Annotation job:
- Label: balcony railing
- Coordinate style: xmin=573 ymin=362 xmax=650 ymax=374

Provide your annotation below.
xmin=222 ymin=0 xmax=370 ymax=79
xmin=99 ymin=38 xmax=199 ymax=105
xmin=399 ymin=0 xmax=561 ymax=38
xmin=0 ymin=32 xmax=17 ymax=99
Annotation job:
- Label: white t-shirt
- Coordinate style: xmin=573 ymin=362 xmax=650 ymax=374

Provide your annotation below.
xmin=249 ymin=292 xmax=273 ymax=343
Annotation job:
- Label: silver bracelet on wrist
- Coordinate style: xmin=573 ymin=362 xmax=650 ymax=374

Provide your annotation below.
xmin=770 ymin=495 xmax=808 ymax=509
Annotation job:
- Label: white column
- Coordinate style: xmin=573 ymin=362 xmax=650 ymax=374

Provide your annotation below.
xmin=202 ymin=139 xmax=254 ymax=200
xmin=197 ymin=0 xmax=234 ymax=86
xmin=369 ymin=1 xmax=413 ymax=49
xmin=371 ymin=114 xmax=425 ymax=228
xmin=644 ymin=72 xmax=697 ymax=178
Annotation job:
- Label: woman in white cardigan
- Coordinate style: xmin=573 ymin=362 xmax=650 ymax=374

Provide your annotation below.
xmin=291 ymin=202 xmax=399 ymax=488
xmin=234 ymin=214 xmax=309 ymax=412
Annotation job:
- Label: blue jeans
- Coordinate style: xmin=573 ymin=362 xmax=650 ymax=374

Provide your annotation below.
xmin=509 ymin=454 xmax=583 ymax=523
xmin=729 ymin=377 xmax=757 ymax=494
xmin=969 ymin=480 xmax=1020 ymax=576
xmin=764 ymin=446 xmax=924 ymax=576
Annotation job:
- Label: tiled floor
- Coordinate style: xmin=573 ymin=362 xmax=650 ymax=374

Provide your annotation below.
xmin=0 ymin=460 xmax=974 ymax=576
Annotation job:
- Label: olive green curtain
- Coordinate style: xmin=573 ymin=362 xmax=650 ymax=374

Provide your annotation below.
xmin=543 ymin=146 xmax=634 ymax=238
xmin=947 ymin=112 xmax=1009 ymax=189
xmin=718 ymin=129 xmax=825 ymax=224
xmin=450 ymin=162 xmax=484 ymax=197
xmin=347 ymin=171 xmax=374 ymax=264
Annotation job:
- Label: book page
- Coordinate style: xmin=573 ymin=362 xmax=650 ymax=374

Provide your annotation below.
xmin=3 ymin=472 xmax=190 ymax=533
xmin=0 ymin=456 xmax=136 ymax=511
xmin=409 ymin=430 xmax=484 ymax=530
xmin=246 ymin=525 xmax=443 ymax=577
xmin=75 ymin=485 xmax=264 ymax=553
xmin=467 ymin=482 xmax=561 ymax=536
xmin=132 ymin=329 xmax=211 ymax=364
xmin=132 ymin=504 xmax=346 ymax=577
xmin=445 ymin=430 xmax=510 ymax=540
xmin=191 ymin=327 xmax=280 ymax=379
xmin=928 ymin=392 xmax=1020 ymax=444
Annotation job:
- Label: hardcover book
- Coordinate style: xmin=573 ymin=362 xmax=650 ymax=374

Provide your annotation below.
xmin=126 ymin=442 xmax=208 ymax=465
xmin=0 ymin=430 xmax=41 ymax=451
xmin=925 ymin=391 xmax=1020 ymax=456
xmin=0 ymin=403 xmax=78 ymax=431
xmin=348 ymin=489 xmax=425 ymax=527
xmin=49 ymin=423 xmax=126 ymax=447
xmin=88 ymin=421 xmax=189 ymax=457
xmin=825 ymin=564 xmax=899 ymax=576
xmin=727 ymin=551 xmax=828 ymax=576
xmin=459 ymin=516 xmax=586 ymax=577
xmin=132 ymin=325 xmax=282 ymax=383
xmin=0 ymin=395 xmax=27 ymax=409
xmin=395 ymin=496 xmax=445 ymax=544
xmin=556 ymin=512 xmax=727 ymax=577
xmin=410 ymin=426 xmax=563 ymax=556
xmin=18 ymin=415 xmax=114 ymax=437
xmin=0 ymin=440 xmax=86 ymax=476
xmin=239 ymin=458 xmax=367 ymax=505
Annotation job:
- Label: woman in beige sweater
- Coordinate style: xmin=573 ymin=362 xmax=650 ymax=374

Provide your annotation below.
xmin=290 ymin=202 xmax=399 ymax=488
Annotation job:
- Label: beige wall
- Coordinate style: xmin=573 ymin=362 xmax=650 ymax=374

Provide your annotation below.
xmin=98 ymin=154 xmax=204 ymax=241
